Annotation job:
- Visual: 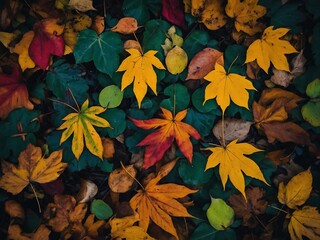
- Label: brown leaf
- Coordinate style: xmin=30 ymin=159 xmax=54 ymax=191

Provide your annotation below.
xmin=265 ymin=149 xmax=291 ymax=166
xmin=186 ymin=48 xmax=223 ymax=80
xmin=273 ymin=159 xmax=305 ymax=186
xmin=228 ymin=187 xmax=268 ymax=228
xmin=290 ymin=50 xmax=306 ymax=77
xmin=108 ymin=164 xmax=137 ymax=193
xmin=111 ymin=17 xmax=138 ymax=34
xmin=84 ymin=214 xmax=106 ymax=238
xmin=7 ymin=224 xmax=51 ymax=240
xmin=76 ymin=179 xmax=98 ymax=203
xmin=5 ymin=200 xmax=25 ymax=220
xmin=124 ymin=40 xmax=141 ymax=51
xmin=102 ymin=137 xmax=115 ymax=159
xmin=270 ymin=68 xmax=294 ymax=87
xmin=0 ymin=65 xmax=34 ymax=119
xmin=213 ymin=118 xmax=252 ymax=145
xmin=92 ymin=15 xmax=105 ymax=34
xmin=246 ymin=61 xmax=260 ymax=80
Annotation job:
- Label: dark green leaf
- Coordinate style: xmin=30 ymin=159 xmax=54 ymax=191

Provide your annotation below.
xmin=99 ymin=109 xmax=126 ymax=138
xmin=184 ymin=30 xmax=210 ymax=59
xmin=185 ymin=109 xmax=216 ymax=137
xmin=190 ymin=222 xmax=217 ymax=240
xmin=160 ymin=84 xmax=190 ymax=112
xmin=312 ymin=23 xmax=320 ymax=66
xmin=192 ymin=87 xmax=220 ymax=113
xmin=123 ymin=0 xmax=150 ymax=25
xmin=90 ymin=199 xmax=113 ymax=220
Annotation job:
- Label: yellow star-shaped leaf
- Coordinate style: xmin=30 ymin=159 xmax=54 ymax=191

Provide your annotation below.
xmin=203 ymin=62 xmax=256 ymax=114
xmin=205 ymin=139 xmax=269 ymax=200
xmin=57 ymin=99 xmax=111 ymax=159
xmin=245 ymin=26 xmax=297 ymax=73
xmin=117 ymin=49 xmax=165 ymax=108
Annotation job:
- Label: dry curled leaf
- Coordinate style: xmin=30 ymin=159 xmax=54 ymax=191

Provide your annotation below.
xmin=76 ymin=179 xmax=98 ymax=203
xmin=108 ymin=164 xmax=137 ymax=193
xmin=290 ymin=50 xmax=307 ymax=77
xmin=270 ymin=67 xmax=294 ymax=87
xmin=111 ymin=17 xmax=138 ymax=34
xmin=7 ymin=224 xmax=51 ymax=240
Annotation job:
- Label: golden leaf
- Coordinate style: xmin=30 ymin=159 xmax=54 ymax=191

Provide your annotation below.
xmin=245 ymin=26 xmax=297 ymax=73
xmin=288 ymin=206 xmax=320 ymax=240
xmin=129 ymin=159 xmax=197 ymax=239
xmin=225 ymin=0 xmax=266 ymax=36
xmin=204 ymin=62 xmax=256 ymax=114
xmin=278 ymin=169 xmax=312 ymax=209
xmin=57 ymin=99 xmax=111 ymax=159
xmin=205 ymin=139 xmax=269 ymax=200
xmin=0 ymin=144 xmax=66 ymax=195
xmin=117 ymin=49 xmax=166 ymax=108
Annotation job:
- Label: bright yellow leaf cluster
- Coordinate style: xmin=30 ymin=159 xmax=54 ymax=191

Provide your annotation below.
xmin=117 ymin=49 xmax=166 ymax=108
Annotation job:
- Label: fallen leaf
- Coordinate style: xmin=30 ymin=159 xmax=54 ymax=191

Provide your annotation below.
xmin=129 ymin=107 xmax=201 ymax=169
xmin=5 ymin=200 xmax=25 ymax=220
xmin=111 ymin=17 xmax=138 ymax=34
xmin=213 ymin=118 xmax=252 ymax=145
xmin=205 ymin=139 xmax=269 ymax=200
xmin=204 ymin=62 xmax=256 ymax=114
xmin=278 ymin=168 xmax=312 ymax=209
xmin=288 ymin=206 xmax=320 ymax=240
xmin=228 ymin=187 xmax=268 ymax=228
xmin=7 ymin=224 xmax=51 ymax=240
xmin=102 ymin=137 xmax=115 ymax=159
xmin=245 ymin=26 xmax=297 ymax=73
xmin=92 ymin=15 xmax=105 ymax=34
xmin=162 ymin=0 xmax=186 ymax=28
xmin=57 ymin=99 xmax=111 ymax=159
xmin=186 ymin=48 xmax=223 ymax=80
xmin=130 ymin=159 xmax=197 ymax=239
xmin=265 ymin=149 xmax=291 ymax=166
xmin=68 ymin=0 xmax=96 ymax=12
xmin=12 ymin=31 xmax=36 ymax=71
xmin=165 ymin=46 xmax=188 ymax=74
xmin=117 ymin=49 xmax=166 ymax=108
xmin=108 ymin=164 xmax=137 ymax=193
xmin=270 ymin=67 xmax=294 ymax=87
xmin=0 ymin=64 xmax=34 ymax=119
xmin=207 ymin=198 xmax=234 ymax=230
xmin=43 ymin=195 xmax=87 ymax=232
xmin=76 ymin=179 xmax=98 ymax=203
xmin=72 ymin=13 xmax=92 ymax=32
xmin=0 ymin=32 xmax=16 ymax=48
xmin=83 ymin=214 xmax=106 ymax=239
xmin=225 ymin=0 xmax=266 ymax=36
xmin=110 ymin=212 xmax=155 ymax=240
xmin=290 ymin=50 xmax=307 ymax=77
xmin=124 ymin=40 xmax=141 ymax=51
xmin=0 ymin=144 xmax=66 ymax=195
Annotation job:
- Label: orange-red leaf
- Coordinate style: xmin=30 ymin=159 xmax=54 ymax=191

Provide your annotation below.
xmin=129 ymin=107 xmax=201 ymax=169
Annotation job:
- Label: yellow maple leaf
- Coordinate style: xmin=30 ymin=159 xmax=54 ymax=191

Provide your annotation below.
xmin=57 ymin=99 xmax=111 ymax=160
xmin=117 ymin=48 xmax=166 ymax=108
xmin=0 ymin=144 xmax=67 ymax=195
xmin=130 ymin=159 xmax=197 ymax=239
xmin=278 ymin=169 xmax=312 ymax=209
xmin=245 ymin=26 xmax=297 ymax=73
xmin=12 ymin=31 xmax=36 ymax=71
xmin=205 ymin=139 xmax=269 ymax=200
xmin=110 ymin=212 xmax=155 ymax=240
xmin=288 ymin=206 xmax=320 ymax=240
xmin=225 ymin=0 xmax=266 ymax=36
xmin=203 ymin=62 xmax=256 ymax=114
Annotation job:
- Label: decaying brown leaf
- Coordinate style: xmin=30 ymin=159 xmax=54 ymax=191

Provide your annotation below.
xmin=270 ymin=68 xmax=294 ymax=87
xmin=111 ymin=17 xmax=138 ymax=34
xmin=76 ymin=179 xmax=98 ymax=203
xmin=5 ymin=200 xmax=25 ymax=220
xmin=228 ymin=187 xmax=268 ymax=228
xmin=92 ymin=15 xmax=105 ymax=34
xmin=108 ymin=164 xmax=137 ymax=193
xmin=102 ymin=137 xmax=115 ymax=159
xmin=7 ymin=224 xmax=51 ymax=240
xmin=265 ymin=149 xmax=291 ymax=166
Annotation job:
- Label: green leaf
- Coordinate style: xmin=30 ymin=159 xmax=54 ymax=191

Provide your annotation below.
xmin=294 ymin=66 xmax=320 ymax=93
xmin=206 ymin=198 xmax=234 ymax=231
xmin=302 ymin=101 xmax=320 ymax=127
xmin=90 ymin=199 xmax=113 ymax=220
xmin=0 ymin=108 xmax=40 ymax=159
xmin=183 ymin=30 xmax=210 ymax=59
xmin=160 ymin=84 xmax=190 ymax=112
xmin=99 ymin=85 xmax=123 ymax=108
xmin=306 ymin=0 xmax=320 ymax=19
xmin=185 ymin=109 xmax=216 ymax=137
xmin=192 ymin=87 xmax=220 ymax=113
xmin=99 ymin=109 xmax=126 ymax=138
xmin=74 ymin=30 xmax=123 ymax=76
xmin=179 ymin=152 xmax=213 ymax=185
xmin=190 ymin=222 xmax=217 ymax=240
xmin=312 ymin=23 xmax=320 ymax=66
xmin=270 ymin=3 xmax=306 ymax=33
xmin=306 ymin=78 xmax=320 ymax=98
xmin=224 ymin=45 xmax=246 ymax=74
xmin=46 ymin=59 xmax=89 ymax=102
xmin=123 ymin=0 xmax=150 ymax=25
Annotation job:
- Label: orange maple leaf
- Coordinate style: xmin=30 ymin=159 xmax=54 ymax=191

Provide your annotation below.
xmin=129 ymin=107 xmax=201 ymax=169
xmin=130 ymin=159 xmax=197 ymax=239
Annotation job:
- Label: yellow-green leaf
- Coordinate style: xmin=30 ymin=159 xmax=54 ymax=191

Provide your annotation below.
xmin=117 ymin=49 xmax=166 ymax=108
xmin=205 ymin=139 xmax=269 ymax=200
xmin=203 ymin=62 xmax=256 ymax=114
xmin=278 ymin=169 xmax=312 ymax=209
xmin=165 ymin=46 xmax=188 ymax=74
xmin=245 ymin=26 xmax=297 ymax=73
xmin=57 ymin=99 xmax=111 ymax=159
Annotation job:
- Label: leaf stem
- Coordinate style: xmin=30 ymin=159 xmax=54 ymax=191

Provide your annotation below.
xmin=227 ymin=55 xmax=239 ymax=74
xmin=173 ymin=84 xmax=176 ymax=117
xmin=221 ymin=113 xmax=226 ymax=148
xmin=133 ymin=32 xmax=144 ymax=54
xmin=120 ymin=161 xmax=145 ymax=191
xmin=268 ymin=204 xmax=289 ymax=215
xmin=29 ymin=183 xmax=42 ymax=213
xmin=68 ymin=88 xmax=80 ymax=112
xmin=47 ymin=98 xmax=78 ymax=112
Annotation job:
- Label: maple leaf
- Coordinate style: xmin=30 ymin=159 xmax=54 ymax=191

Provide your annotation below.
xmin=203 ymin=62 xmax=256 ymax=114
xmin=288 ymin=206 xmax=320 ymax=240
xmin=129 ymin=107 xmax=201 ymax=169
xmin=57 ymin=99 xmax=111 ymax=160
xmin=117 ymin=48 xmax=166 ymax=108
xmin=0 ymin=65 xmax=34 ymax=119
xmin=245 ymin=26 xmax=297 ymax=73
xmin=29 ymin=18 xmax=65 ymax=70
xmin=0 ymin=144 xmax=67 ymax=195
xmin=225 ymin=0 xmax=266 ymax=36
xmin=129 ymin=159 xmax=198 ymax=239
xmin=205 ymin=139 xmax=269 ymax=200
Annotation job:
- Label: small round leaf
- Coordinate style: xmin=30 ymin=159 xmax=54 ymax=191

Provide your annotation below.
xmin=99 ymin=85 xmax=123 ymax=108
xmin=90 ymin=199 xmax=113 ymax=220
